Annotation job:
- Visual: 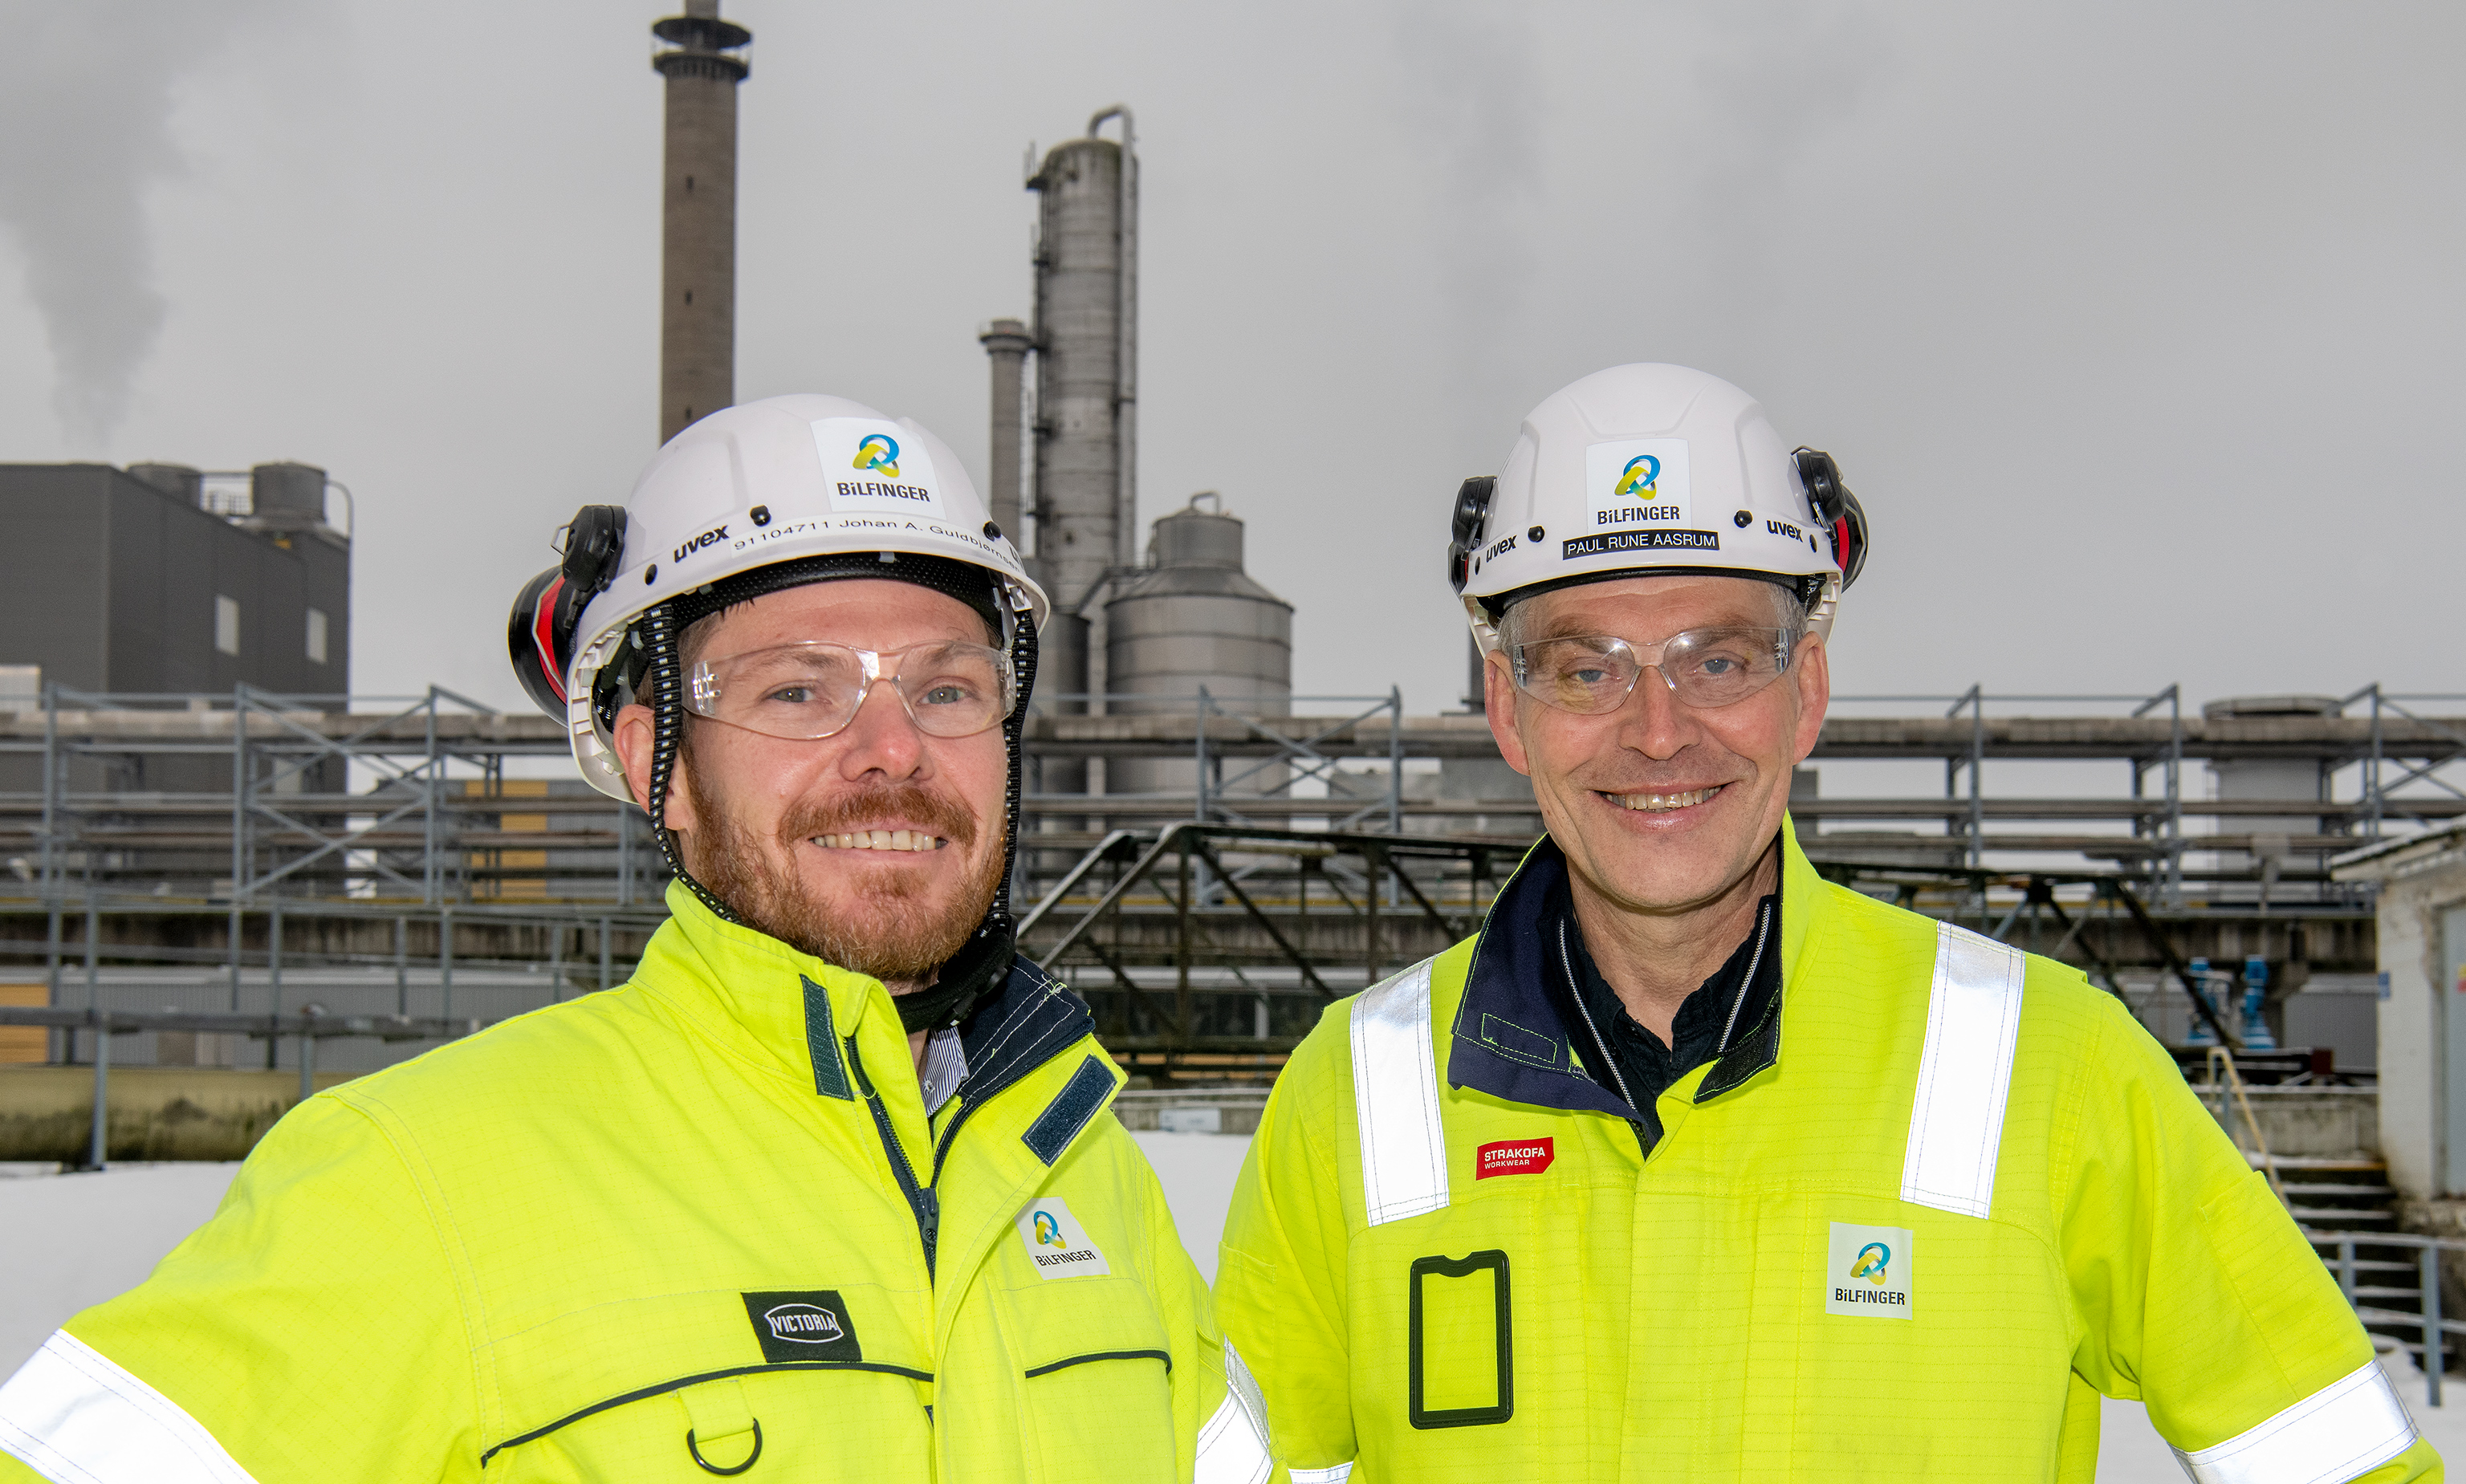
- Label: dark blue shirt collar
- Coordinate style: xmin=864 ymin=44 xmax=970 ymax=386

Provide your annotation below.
xmin=1445 ymin=836 xmax=1786 ymax=1120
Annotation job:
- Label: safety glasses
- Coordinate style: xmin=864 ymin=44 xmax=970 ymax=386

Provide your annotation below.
xmin=687 ymin=640 xmax=1016 ymax=741
xmin=1507 ymin=628 xmax=1795 ymax=714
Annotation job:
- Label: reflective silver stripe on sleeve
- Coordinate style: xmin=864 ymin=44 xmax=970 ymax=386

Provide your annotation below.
xmin=1349 ymin=957 xmax=1448 ymax=1227
xmin=1194 ymin=1340 xmax=1273 ymax=1484
xmin=1288 ymin=1466 xmax=1355 ymax=1483
xmin=2171 ymin=1359 xmax=2418 ymax=1484
xmin=1898 ymin=921 xmax=2025 ymax=1218
xmin=0 ymin=1330 xmax=261 ymax=1484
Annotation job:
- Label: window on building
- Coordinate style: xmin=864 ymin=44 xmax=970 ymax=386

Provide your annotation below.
xmin=214 ymin=596 xmax=241 ymax=657
xmin=306 ymin=608 xmax=328 ymax=665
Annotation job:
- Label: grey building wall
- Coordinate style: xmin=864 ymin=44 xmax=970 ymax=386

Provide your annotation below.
xmin=0 ymin=467 xmax=112 ymax=692
xmin=0 ymin=464 xmax=350 ymax=698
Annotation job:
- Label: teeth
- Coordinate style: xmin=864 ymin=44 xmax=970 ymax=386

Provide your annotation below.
xmin=816 ymin=830 xmax=938 ymax=852
xmin=1609 ymin=787 xmax=1718 ymax=813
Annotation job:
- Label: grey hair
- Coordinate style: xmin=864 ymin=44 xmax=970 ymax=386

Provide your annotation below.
xmin=1494 ymin=579 xmax=1809 ymax=653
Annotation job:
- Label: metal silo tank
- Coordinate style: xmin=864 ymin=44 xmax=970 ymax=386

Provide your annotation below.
xmin=1105 ymin=494 xmax=1292 ymax=799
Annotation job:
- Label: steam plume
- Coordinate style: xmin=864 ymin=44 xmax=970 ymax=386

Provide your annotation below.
xmin=0 ymin=4 xmax=266 ymax=448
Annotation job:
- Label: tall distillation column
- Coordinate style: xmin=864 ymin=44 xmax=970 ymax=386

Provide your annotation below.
xmin=652 ymin=1 xmax=751 ymax=444
xmin=1020 ymin=108 xmax=1137 ymax=806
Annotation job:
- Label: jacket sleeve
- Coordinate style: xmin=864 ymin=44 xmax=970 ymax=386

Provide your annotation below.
xmin=1215 ymin=1031 xmax=1358 ymax=1482
xmin=0 ymin=1093 xmax=480 ymax=1483
xmin=1139 ymin=1155 xmax=1280 ymax=1484
xmin=2061 ymin=990 xmax=2436 ymax=1482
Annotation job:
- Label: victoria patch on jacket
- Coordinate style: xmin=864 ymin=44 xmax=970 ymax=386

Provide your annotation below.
xmin=1823 ymin=1223 xmax=1913 ymax=1318
xmin=743 ymin=1290 xmax=865 ymax=1363
xmin=1016 ymin=1195 xmax=1112 ymax=1278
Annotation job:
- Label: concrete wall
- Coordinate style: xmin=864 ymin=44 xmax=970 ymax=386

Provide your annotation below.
xmin=0 ymin=1066 xmax=355 ymax=1163
xmin=2191 ymin=1085 xmax=2378 ymax=1159
xmin=2364 ymin=843 xmax=2466 ymax=1201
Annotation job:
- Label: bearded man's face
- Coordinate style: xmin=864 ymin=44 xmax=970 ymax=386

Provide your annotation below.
xmin=616 ymin=579 xmax=1009 ymax=986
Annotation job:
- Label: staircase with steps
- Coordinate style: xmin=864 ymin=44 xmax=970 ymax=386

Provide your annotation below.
xmin=2268 ymin=1152 xmax=2451 ymax=1369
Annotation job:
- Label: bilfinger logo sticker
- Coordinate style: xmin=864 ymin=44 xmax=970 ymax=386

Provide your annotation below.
xmin=1823 ymin=1222 xmax=1913 ymax=1319
xmin=1016 ymin=1195 xmax=1111 ymax=1279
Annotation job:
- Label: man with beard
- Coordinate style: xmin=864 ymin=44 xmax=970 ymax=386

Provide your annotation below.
xmin=0 ymin=396 xmax=1276 ymax=1484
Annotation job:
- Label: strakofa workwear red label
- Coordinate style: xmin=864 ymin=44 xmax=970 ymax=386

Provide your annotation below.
xmin=1475 ymin=1138 xmax=1554 ymax=1178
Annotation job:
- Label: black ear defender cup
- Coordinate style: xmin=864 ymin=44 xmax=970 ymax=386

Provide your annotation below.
xmin=1792 ymin=448 xmax=1869 ymax=592
xmin=506 ymin=506 xmax=631 ymax=720
xmin=1447 ymin=475 xmax=1497 ymax=594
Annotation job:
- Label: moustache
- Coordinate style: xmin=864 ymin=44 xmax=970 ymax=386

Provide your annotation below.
xmin=774 ymin=783 xmax=984 ymax=852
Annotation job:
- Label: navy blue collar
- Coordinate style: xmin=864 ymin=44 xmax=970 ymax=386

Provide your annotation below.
xmin=954 ymin=956 xmax=1097 ymax=1108
xmin=1445 ymin=836 xmax=1785 ymax=1118
xmin=1446 ymin=840 xmax=1640 ymax=1120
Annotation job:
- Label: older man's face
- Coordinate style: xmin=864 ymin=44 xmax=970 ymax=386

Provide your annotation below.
xmin=616 ymin=579 xmax=1009 ymax=983
xmin=1484 ymin=574 xmax=1828 ymax=918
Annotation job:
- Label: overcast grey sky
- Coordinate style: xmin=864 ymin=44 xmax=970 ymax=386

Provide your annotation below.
xmin=0 ymin=1 xmax=2456 ymax=718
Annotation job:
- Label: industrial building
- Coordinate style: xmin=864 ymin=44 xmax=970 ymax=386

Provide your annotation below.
xmin=0 ymin=461 xmax=349 ymax=703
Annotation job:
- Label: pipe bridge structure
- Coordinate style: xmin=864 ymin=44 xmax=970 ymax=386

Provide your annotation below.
xmin=0 ymin=682 xmax=2454 ymax=1087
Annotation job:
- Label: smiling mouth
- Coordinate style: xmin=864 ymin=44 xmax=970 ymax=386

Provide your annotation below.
xmin=1601 ymin=785 xmax=1723 ymax=813
xmin=812 ymin=830 xmax=944 ymax=852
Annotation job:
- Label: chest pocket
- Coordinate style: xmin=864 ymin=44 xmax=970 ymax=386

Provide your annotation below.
xmin=992 ymin=1275 xmax=1179 ymax=1478
xmin=479 ymin=1285 xmax=935 ymax=1481
xmin=1409 ymin=1249 xmax=1514 ymax=1429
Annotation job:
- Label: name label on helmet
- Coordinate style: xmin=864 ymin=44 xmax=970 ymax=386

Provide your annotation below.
xmin=1585 ymin=438 xmax=1691 ymax=528
xmin=1562 ymin=529 xmax=1719 ymax=560
xmin=812 ymin=417 xmax=946 ymax=518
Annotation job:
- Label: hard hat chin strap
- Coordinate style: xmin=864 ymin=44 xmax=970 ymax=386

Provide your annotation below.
xmin=638 ymin=600 xmax=745 ymax=925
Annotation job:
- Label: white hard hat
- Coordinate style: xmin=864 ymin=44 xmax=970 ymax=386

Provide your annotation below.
xmin=504 ymin=393 xmax=1050 ymax=1031
xmin=1447 ymin=364 xmax=1868 ymax=653
xmin=509 ymin=393 xmax=1050 ymax=802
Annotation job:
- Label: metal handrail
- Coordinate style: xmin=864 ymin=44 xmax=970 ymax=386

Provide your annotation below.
xmin=2309 ymin=1229 xmax=2466 ymax=1409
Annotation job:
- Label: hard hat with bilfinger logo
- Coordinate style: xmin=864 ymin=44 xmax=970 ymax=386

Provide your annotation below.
xmin=502 ymin=395 xmax=1049 ymax=1027
xmin=1446 ymin=364 xmax=1868 ymax=655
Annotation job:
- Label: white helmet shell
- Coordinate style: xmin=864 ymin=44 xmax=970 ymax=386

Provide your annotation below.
xmin=1459 ymin=364 xmax=1843 ymax=653
xmin=561 ymin=393 xmax=1048 ymax=799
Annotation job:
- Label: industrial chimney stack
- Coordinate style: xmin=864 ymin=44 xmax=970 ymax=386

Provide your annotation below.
xmin=652 ymin=0 xmax=751 ymax=445
xmin=978 ymin=318 xmax=1033 ymax=547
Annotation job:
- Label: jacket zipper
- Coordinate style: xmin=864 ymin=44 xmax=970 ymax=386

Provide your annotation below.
xmin=1716 ymin=897 xmax=1776 ymax=1055
xmin=846 ymin=1035 xmax=942 ymax=1278
xmin=1557 ymin=917 xmax=1642 ymax=1130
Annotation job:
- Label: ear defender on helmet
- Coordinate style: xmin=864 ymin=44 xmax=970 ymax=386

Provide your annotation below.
xmin=506 ymin=505 xmax=629 ymax=720
xmin=1447 ymin=475 xmax=1496 ymax=594
xmin=1793 ymin=448 xmax=1868 ymax=591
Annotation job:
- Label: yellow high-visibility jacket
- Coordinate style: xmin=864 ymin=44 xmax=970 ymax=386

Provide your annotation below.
xmin=1215 ymin=829 xmax=2433 ymax=1482
xmin=0 ymin=883 xmax=1274 ymax=1483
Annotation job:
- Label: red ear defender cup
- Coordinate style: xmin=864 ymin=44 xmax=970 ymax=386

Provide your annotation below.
xmin=506 ymin=505 xmax=631 ymax=721
xmin=507 ymin=567 xmax=573 ymax=717
xmin=1793 ymin=448 xmax=1868 ymax=591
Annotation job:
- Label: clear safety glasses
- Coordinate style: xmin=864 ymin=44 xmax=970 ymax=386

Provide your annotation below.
xmin=1508 ymin=628 xmax=1796 ymax=714
xmin=687 ymin=640 xmax=1017 ymax=741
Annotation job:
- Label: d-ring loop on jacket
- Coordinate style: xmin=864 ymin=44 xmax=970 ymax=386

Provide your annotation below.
xmin=686 ymin=1419 xmax=763 ymax=1476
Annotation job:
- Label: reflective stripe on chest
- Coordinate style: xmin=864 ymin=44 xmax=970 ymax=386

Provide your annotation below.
xmin=1348 ymin=924 xmax=2029 ymax=1223
xmin=1353 ymin=960 xmax=1450 ymax=1226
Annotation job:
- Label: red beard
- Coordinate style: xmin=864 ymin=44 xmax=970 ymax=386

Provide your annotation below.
xmin=682 ymin=770 xmax=1003 ymax=984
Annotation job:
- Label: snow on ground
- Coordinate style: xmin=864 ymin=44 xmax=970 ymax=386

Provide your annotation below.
xmin=6 ymin=1149 xmax=2458 ymax=1480
xmin=1130 ymin=1130 xmax=1255 ymax=1285
xmin=0 ymin=1161 xmax=239 ymax=1372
